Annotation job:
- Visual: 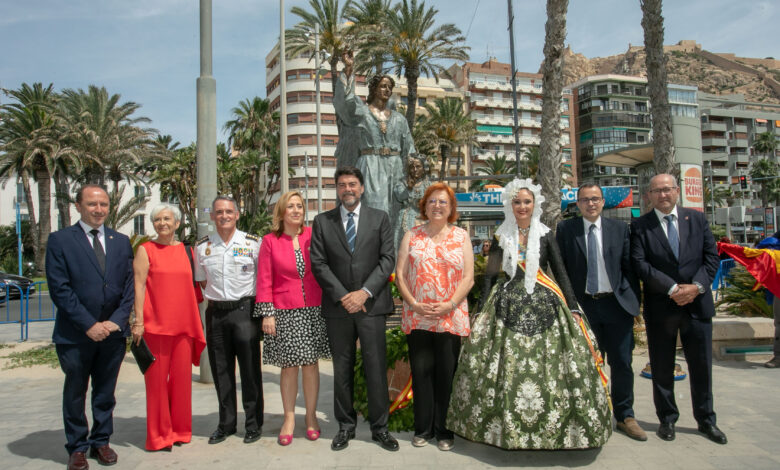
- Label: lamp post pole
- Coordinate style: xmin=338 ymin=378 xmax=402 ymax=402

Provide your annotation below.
xmin=196 ymin=0 xmax=217 ymax=383
xmin=315 ymin=23 xmax=323 ymax=214
xmin=507 ymin=0 xmax=522 ymax=176
xmin=279 ymin=0 xmax=289 ymax=194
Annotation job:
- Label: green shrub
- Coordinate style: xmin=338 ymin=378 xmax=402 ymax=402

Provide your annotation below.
xmin=716 ymin=265 xmax=772 ymax=317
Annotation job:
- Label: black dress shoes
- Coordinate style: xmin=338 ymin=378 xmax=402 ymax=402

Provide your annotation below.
xmin=372 ymin=431 xmax=399 ymax=452
xmin=657 ymin=422 xmax=675 ymax=441
xmin=208 ymin=428 xmax=236 ymax=444
xmin=331 ymin=429 xmax=356 ymax=451
xmin=89 ymin=445 xmax=117 ymax=466
xmin=698 ymin=423 xmax=728 ymax=444
xmin=67 ymin=451 xmax=89 ymax=470
xmin=243 ymin=429 xmax=262 ymax=444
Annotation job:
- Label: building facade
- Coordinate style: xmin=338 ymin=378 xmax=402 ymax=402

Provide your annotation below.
xmin=447 ymin=59 xmax=576 ymax=186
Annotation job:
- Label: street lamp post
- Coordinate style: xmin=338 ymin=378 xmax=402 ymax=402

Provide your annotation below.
xmin=196 ymin=0 xmax=217 ymax=383
xmin=280 ymin=0 xmax=289 ymax=194
xmin=315 ymin=23 xmax=323 ymax=214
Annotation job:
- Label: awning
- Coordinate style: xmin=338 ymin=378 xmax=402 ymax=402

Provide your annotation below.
xmin=593 ymin=143 xmax=654 ymax=167
xmin=477 ymin=124 xmax=513 ymax=135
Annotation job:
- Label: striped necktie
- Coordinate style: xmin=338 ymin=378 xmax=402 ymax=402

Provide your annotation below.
xmin=586 ymin=223 xmax=599 ymax=294
xmin=346 ymin=212 xmax=356 ymax=252
xmin=665 ymin=214 xmax=679 ymax=259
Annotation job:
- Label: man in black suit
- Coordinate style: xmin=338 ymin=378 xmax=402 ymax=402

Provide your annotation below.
xmin=631 ymin=173 xmax=726 ymax=444
xmin=556 ymin=183 xmax=645 ymax=441
xmin=310 ymin=166 xmax=399 ymax=452
xmin=46 ymin=185 xmax=135 ymax=470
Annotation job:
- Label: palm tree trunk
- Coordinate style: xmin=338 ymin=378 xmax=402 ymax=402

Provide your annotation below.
xmin=438 ymin=145 xmax=448 ymax=182
xmin=404 ymin=69 xmax=420 ymax=132
xmin=641 ymin=0 xmax=675 ymax=176
xmin=538 ymin=0 xmax=568 ymax=229
xmin=34 ymin=169 xmax=53 ymax=275
xmin=55 ymin=171 xmax=72 ymax=228
xmin=20 ymin=171 xmax=40 ymax=274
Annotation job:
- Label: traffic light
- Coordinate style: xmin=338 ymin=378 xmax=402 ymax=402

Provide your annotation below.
xmin=739 ymin=175 xmax=748 ymax=189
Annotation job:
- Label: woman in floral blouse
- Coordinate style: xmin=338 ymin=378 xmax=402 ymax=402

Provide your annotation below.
xmin=446 ymin=178 xmax=612 ymax=450
xmin=395 ymin=183 xmax=474 ymax=452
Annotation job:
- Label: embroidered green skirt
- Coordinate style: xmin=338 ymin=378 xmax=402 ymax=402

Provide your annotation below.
xmin=446 ymin=275 xmax=612 ymax=450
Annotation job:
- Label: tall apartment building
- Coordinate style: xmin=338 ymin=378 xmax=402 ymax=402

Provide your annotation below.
xmin=265 ymin=42 xmax=461 ymax=220
xmin=699 ymin=93 xmax=780 ymax=238
xmin=571 ymin=75 xmax=651 ymax=187
xmin=447 ymin=59 xmax=576 ymax=185
xmin=572 ymin=75 xmax=700 ymax=191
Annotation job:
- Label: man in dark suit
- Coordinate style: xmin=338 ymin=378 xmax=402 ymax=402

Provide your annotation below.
xmin=310 ymin=166 xmax=399 ymax=452
xmin=46 ymin=185 xmax=135 ymax=470
xmin=631 ymin=173 xmax=726 ymax=444
xmin=556 ymin=183 xmax=646 ymax=441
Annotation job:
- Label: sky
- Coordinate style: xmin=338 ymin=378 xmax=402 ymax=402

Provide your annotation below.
xmin=1 ymin=0 xmax=777 ymax=146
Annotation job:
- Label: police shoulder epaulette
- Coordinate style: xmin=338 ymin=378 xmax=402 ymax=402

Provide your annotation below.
xmin=197 ymin=236 xmax=209 ymax=245
xmin=245 ymin=234 xmax=259 ymax=242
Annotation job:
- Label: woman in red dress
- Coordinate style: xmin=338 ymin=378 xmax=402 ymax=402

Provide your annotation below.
xmin=131 ymin=204 xmax=206 ymax=451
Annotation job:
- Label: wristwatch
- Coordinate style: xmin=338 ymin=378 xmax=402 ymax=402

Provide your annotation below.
xmin=693 ymin=282 xmax=705 ymax=294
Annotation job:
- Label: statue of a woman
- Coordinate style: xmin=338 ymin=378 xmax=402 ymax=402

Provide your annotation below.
xmin=333 ymin=51 xmax=415 ymax=226
xmin=395 ymin=156 xmax=430 ymax=250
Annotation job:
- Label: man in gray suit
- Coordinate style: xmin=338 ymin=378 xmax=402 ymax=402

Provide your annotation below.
xmin=310 ymin=166 xmax=399 ymax=452
xmin=557 ymin=183 xmax=645 ymax=441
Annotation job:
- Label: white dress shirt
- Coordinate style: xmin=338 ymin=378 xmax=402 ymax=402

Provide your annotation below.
xmin=654 ymin=206 xmax=682 ymax=296
xmin=78 ymin=220 xmax=106 ymax=255
xmin=340 ymin=202 xmax=362 ymax=232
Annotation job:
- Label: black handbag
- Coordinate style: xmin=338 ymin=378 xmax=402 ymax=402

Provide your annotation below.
xmin=130 ymin=338 xmax=156 ymax=374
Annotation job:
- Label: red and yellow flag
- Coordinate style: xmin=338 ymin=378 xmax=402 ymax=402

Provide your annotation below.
xmin=718 ymin=242 xmax=780 ymax=297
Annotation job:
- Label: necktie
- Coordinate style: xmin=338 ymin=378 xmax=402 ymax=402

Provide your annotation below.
xmin=586 ymin=224 xmax=599 ymax=294
xmin=665 ymin=215 xmax=679 ymax=259
xmin=90 ymin=229 xmax=106 ymax=273
xmin=346 ymin=212 xmax=356 ymax=252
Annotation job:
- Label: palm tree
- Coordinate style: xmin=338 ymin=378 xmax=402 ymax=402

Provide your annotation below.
xmin=641 ymin=0 xmax=675 ymax=175
xmin=470 ymin=153 xmax=516 ymax=191
xmin=148 ymin=143 xmax=198 ymax=239
xmin=703 ymin=184 xmax=732 ymax=208
xmin=537 ymin=0 xmax=568 ymax=228
xmin=0 ymin=82 xmax=67 ymax=274
xmin=287 ymin=0 xmax=353 ymax=91
xmin=104 ymin=184 xmax=150 ymax=231
xmin=749 ymin=158 xmax=780 ymax=208
xmin=371 ymin=0 xmax=469 ymax=130
xmin=521 ymin=146 xmax=572 ymax=187
xmin=753 ymin=131 xmax=778 ymax=159
xmin=420 ymin=97 xmax=475 ymax=189
xmin=223 ymin=97 xmax=281 ymax=208
xmin=59 ymin=85 xmax=155 ymax=192
xmin=344 ymin=0 xmax=393 ymax=75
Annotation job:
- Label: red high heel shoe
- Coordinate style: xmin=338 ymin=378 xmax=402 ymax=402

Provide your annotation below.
xmin=305 ymin=429 xmax=321 ymax=441
xmin=277 ymin=434 xmax=293 ymax=446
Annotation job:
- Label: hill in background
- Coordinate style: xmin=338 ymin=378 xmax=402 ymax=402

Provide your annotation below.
xmin=551 ymin=40 xmax=780 ymax=104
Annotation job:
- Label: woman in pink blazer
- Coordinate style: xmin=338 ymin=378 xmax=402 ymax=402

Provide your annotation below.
xmin=255 ymin=191 xmax=330 ymax=446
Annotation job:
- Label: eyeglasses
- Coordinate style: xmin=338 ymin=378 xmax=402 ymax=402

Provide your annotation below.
xmin=577 ymin=197 xmax=603 ymax=204
xmin=649 ymin=186 xmax=677 ymax=195
xmin=427 ymin=199 xmax=449 ymax=207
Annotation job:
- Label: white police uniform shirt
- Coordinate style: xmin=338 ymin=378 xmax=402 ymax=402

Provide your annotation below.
xmin=194 ymin=230 xmax=260 ymax=301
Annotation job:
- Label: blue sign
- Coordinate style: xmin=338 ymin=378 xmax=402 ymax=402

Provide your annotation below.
xmin=456 ymin=187 xmax=633 ymax=210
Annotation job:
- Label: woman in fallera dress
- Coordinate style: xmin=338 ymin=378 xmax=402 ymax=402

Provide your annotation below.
xmin=446 ymin=178 xmax=612 ymax=450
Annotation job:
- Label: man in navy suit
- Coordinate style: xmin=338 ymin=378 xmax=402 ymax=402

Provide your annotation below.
xmin=631 ymin=173 xmax=726 ymax=445
xmin=46 ymin=185 xmax=135 ymax=470
xmin=556 ymin=183 xmax=645 ymax=441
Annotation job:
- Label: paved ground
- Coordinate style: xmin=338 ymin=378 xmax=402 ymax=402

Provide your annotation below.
xmin=2 ymin=322 xmax=780 ymax=469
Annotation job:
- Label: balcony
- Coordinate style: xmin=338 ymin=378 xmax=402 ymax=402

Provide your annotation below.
xmin=702 ymin=137 xmax=727 ymax=147
xmin=469 ymin=80 xmax=538 ymax=94
xmin=728 ymin=138 xmax=749 ymax=148
xmin=755 ymin=125 xmax=768 ymax=134
xmin=734 ymin=124 xmax=748 ymax=133
xmin=708 ymin=167 xmax=730 ymax=177
xmin=473 ymin=113 xmax=513 ymax=127
xmin=701 ymin=122 xmax=727 ymax=132
xmin=702 ymin=150 xmax=728 ymax=160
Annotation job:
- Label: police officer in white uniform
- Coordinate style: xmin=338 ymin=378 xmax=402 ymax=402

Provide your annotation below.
xmin=194 ymin=196 xmax=263 ymax=445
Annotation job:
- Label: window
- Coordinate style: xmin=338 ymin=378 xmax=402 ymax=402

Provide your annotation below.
xmin=417 ymin=97 xmax=426 ymax=106
xmin=134 ymin=215 xmax=145 ymax=235
xmin=134 ymin=185 xmax=146 ymax=197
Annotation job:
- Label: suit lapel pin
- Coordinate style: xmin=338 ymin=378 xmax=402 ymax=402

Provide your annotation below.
xmin=685 ymin=216 xmax=689 ymax=220
xmin=109 ymin=235 xmax=114 ymax=239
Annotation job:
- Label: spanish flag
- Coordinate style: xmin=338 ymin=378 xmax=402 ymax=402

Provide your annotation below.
xmin=718 ymin=242 xmax=780 ymax=297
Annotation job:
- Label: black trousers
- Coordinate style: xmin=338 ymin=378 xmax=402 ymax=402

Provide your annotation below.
xmin=406 ymin=330 xmax=461 ymax=440
xmin=56 ymin=337 xmax=126 ymax=454
xmin=326 ymin=313 xmax=389 ymax=433
xmin=645 ymin=307 xmax=715 ymax=426
xmin=580 ymin=294 xmax=636 ymax=421
xmin=206 ymin=300 xmax=263 ymax=433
